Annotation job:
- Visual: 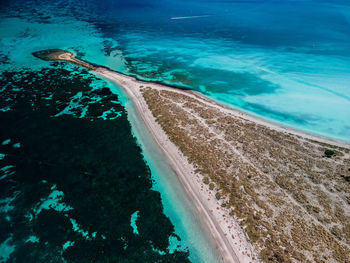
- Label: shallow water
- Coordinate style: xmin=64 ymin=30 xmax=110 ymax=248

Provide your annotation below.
xmin=0 ymin=65 xmax=194 ymax=262
xmin=103 ymin=0 xmax=350 ymax=142
xmin=2 ymin=1 xmax=350 ymax=142
xmin=108 ymin=80 xmax=222 ymax=262
xmin=0 ymin=1 xmax=224 ymax=261
xmin=1 ymin=0 xmax=350 ymax=261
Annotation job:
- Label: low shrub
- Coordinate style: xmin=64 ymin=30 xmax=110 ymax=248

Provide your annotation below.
xmin=324 ymin=149 xmax=335 ymax=158
xmin=209 ymin=183 xmax=215 ymax=190
xmin=202 ymin=177 xmax=209 ymax=185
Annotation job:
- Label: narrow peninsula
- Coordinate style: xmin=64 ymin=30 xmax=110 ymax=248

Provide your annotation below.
xmin=34 ymin=49 xmax=350 ymax=263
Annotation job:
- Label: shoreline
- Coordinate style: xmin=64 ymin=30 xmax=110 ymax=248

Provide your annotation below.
xmin=33 ymin=50 xmax=350 ymax=262
xmin=95 ymin=68 xmax=249 ymax=263
xmin=104 ymin=70 xmax=226 ymax=262
xmin=188 ymin=89 xmax=350 ymax=148
xmin=37 ymin=49 xmax=350 ymax=148
xmin=33 ymin=49 xmax=247 ymax=262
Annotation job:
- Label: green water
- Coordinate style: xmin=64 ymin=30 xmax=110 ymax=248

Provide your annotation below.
xmin=108 ymin=80 xmax=223 ymax=263
xmin=0 ymin=64 xmax=196 ymax=262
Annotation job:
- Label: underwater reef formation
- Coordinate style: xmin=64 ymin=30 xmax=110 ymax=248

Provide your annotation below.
xmin=30 ymin=49 xmax=350 ymax=263
xmin=0 ymin=65 xmax=190 ymax=262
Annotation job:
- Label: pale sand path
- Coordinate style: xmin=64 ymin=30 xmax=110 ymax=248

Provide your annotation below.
xmin=38 ymin=50 xmax=253 ymax=262
xmin=94 ymin=65 xmax=350 ymax=262
xmin=95 ymin=67 xmax=253 ymax=263
xmin=35 ymin=51 xmax=350 ymax=262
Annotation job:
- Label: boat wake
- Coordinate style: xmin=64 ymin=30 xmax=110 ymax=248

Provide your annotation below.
xmin=170 ymin=15 xmax=211 ymax=20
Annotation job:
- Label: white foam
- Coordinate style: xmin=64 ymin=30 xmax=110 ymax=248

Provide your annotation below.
xmin=171 ymin=15 xmax=211 ymax=20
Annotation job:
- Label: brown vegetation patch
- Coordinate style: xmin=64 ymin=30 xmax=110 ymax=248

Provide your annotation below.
xmin=141 ymin=87 xmax=350 ymax=262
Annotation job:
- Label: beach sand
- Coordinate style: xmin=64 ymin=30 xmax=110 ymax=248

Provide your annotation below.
xmin=96 ymin=68 xmax=254 ymax=263
xmin=35 ymin=50 xmax=350 ymax=262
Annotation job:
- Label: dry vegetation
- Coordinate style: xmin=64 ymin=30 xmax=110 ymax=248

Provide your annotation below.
xmin=141 ymin=87 xmax=350 ymax=263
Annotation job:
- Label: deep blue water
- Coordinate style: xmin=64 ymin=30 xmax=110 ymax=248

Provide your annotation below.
xmin=0 ymin=1 xmax=227 ymax=262
xmin=1 ymin=0 xmax=350 ymax=261
xmin=93 ymin=0 xmax=350 ymax=141
xmin=1 ymin=0 xmax=350 ymax=141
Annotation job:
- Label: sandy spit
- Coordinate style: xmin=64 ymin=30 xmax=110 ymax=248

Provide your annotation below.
xmin=95 ymin=67 xmax=262 ymax=263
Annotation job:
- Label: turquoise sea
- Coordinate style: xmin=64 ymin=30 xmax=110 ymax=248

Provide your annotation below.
xmin=2 ymin=0 xmax=350 ymax=141
xmin=1 ymin=0 xmax=350 ymax=262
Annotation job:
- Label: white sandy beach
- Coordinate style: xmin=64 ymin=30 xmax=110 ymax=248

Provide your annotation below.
xmin=51 ymin=51 xmax=350 ymax=262
xmin=95 ymin=64 xmax=350 ymax=262
xmin=55 ymin=51 xmax=255 ymax=262
xmin=95 ymin=67 xmax=262 ymax=263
